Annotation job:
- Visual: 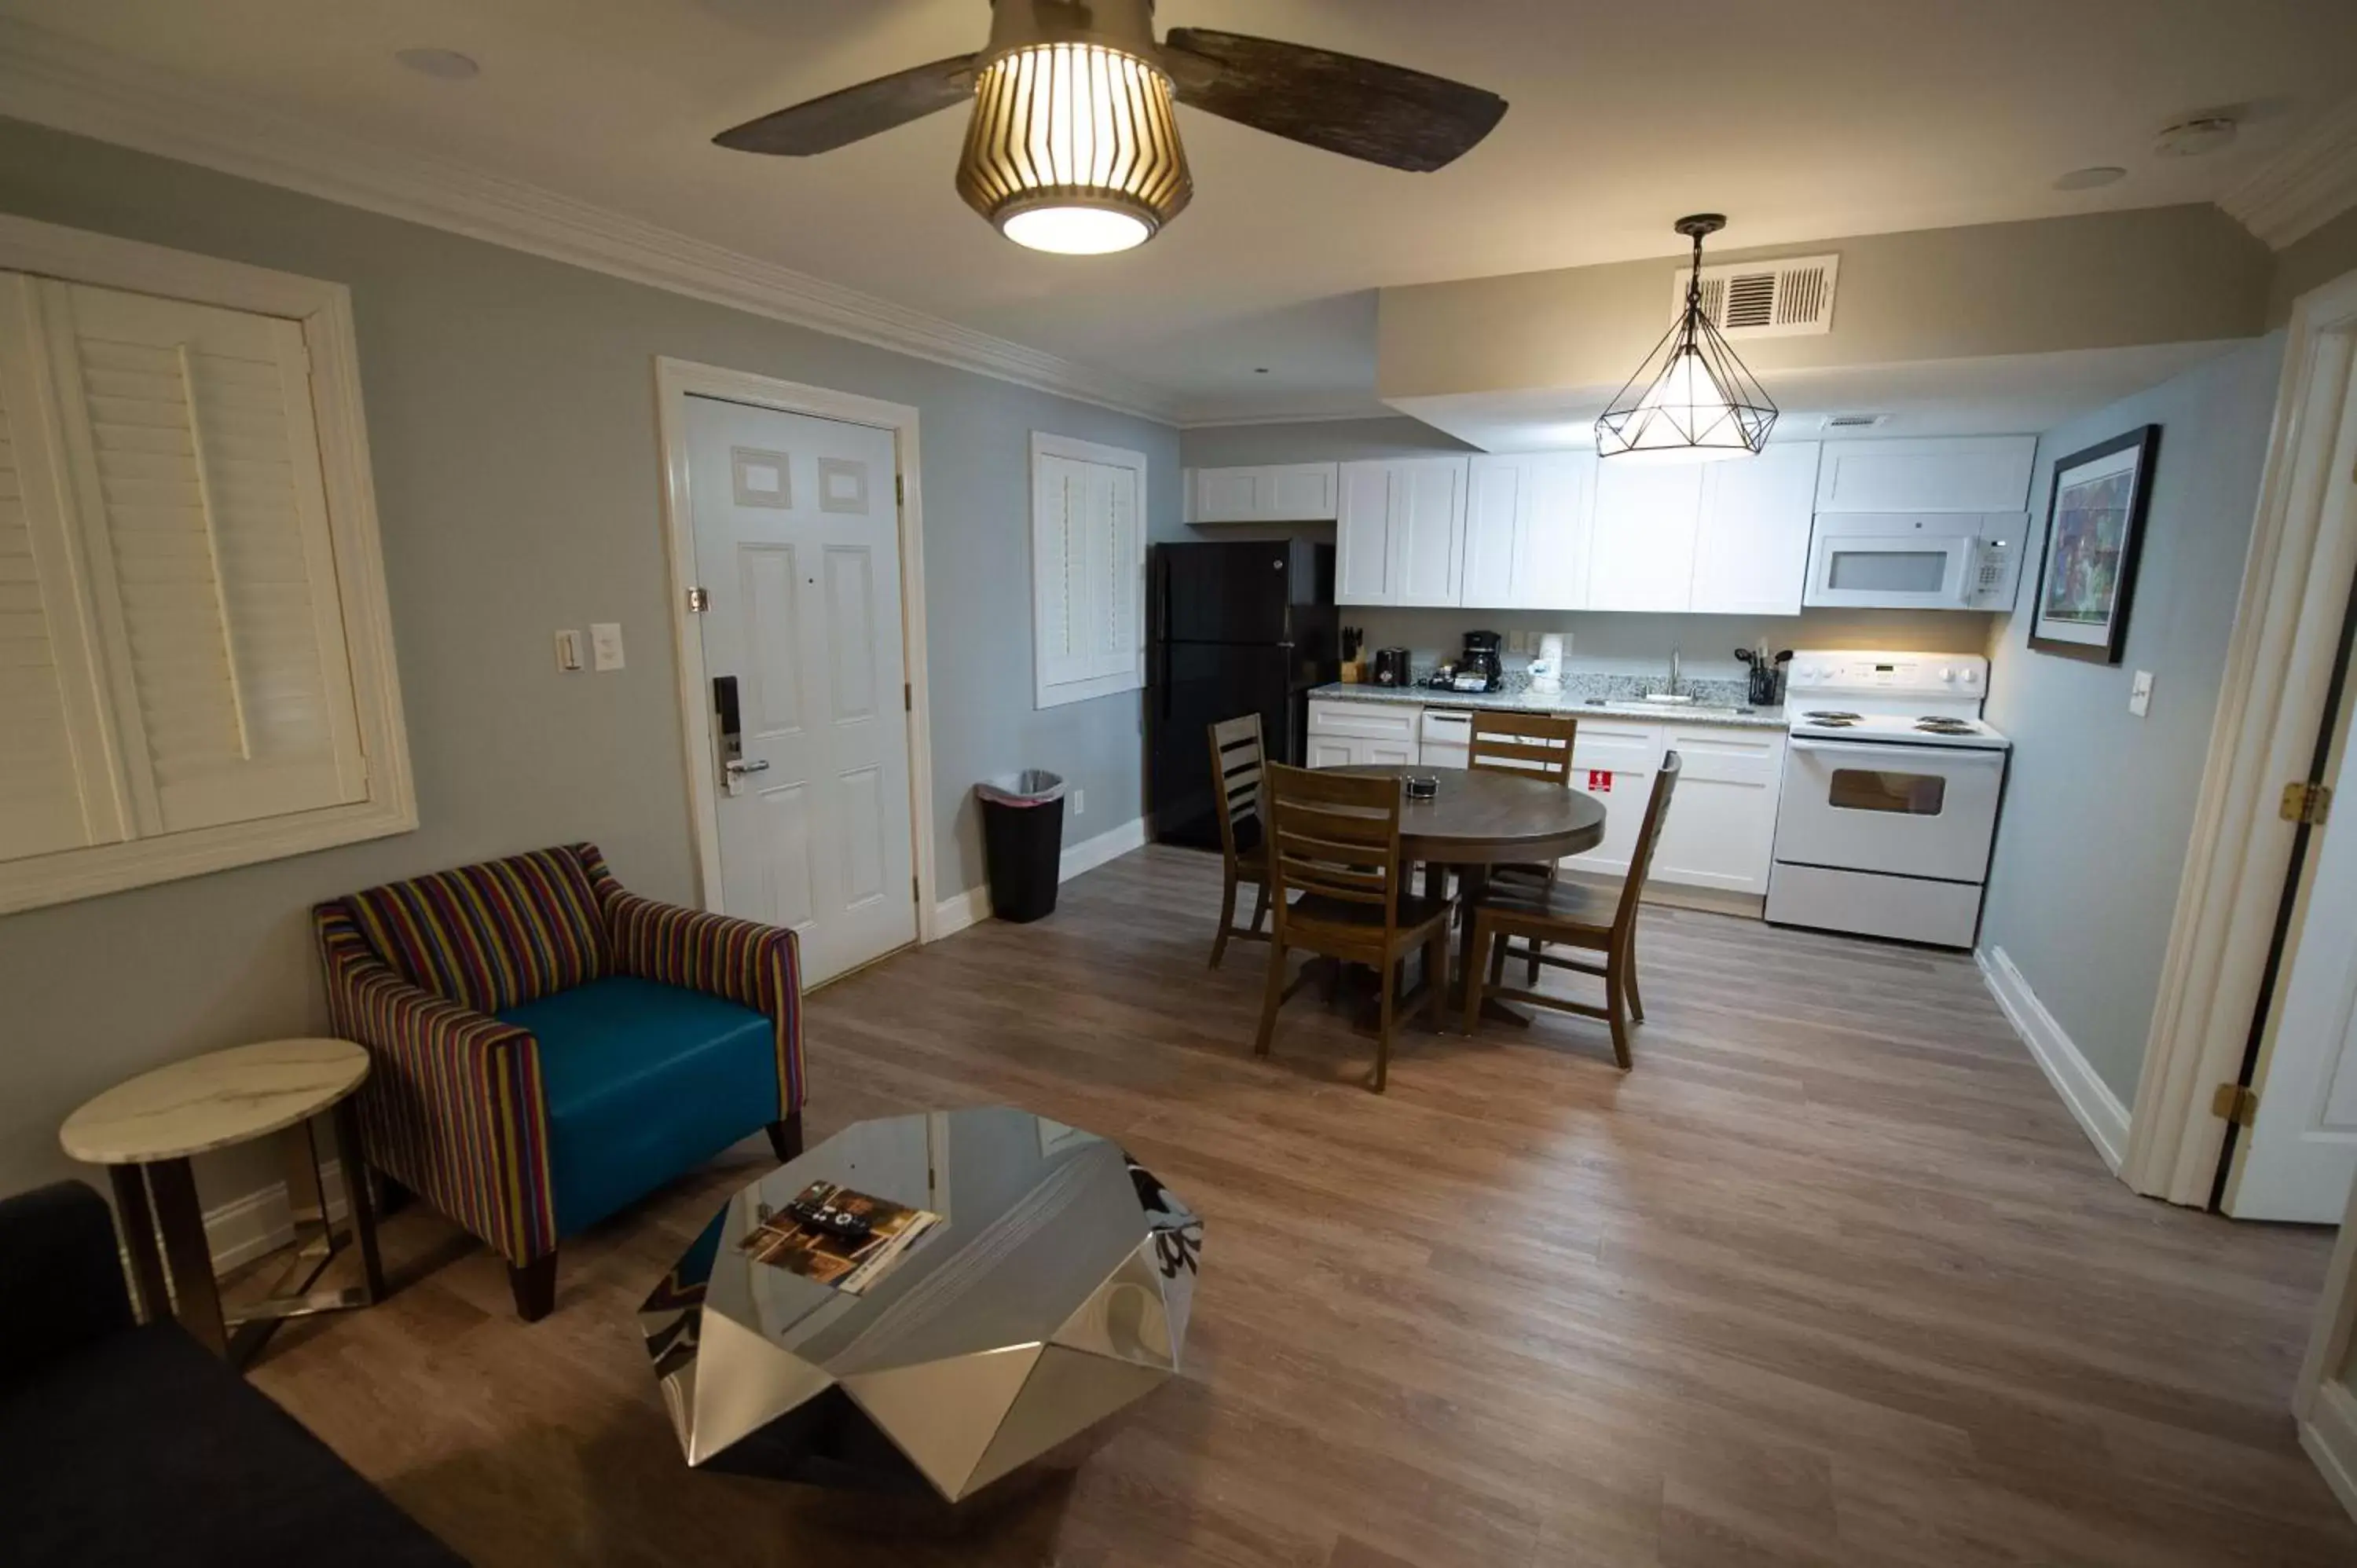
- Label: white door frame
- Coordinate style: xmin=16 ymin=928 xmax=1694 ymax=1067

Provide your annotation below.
xmin=652 ymin=357 xmax=942 ymax=945
xmin=2125 ymin=269 xmax=2357 ymax=1204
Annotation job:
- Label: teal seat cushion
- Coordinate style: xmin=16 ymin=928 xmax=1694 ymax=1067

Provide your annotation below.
xmin=495 ymin=976 xmax=779 ymax=1235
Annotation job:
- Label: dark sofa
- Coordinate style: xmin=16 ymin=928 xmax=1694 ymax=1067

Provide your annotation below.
xmin=0 ymin=1181 xmax=464 ymax=1566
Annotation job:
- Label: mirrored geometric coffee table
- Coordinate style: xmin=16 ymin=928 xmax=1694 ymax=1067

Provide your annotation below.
xmin=639 ymin=1106 xmax=1202 ymax=1504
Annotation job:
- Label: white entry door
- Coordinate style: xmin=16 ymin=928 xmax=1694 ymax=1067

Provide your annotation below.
xmin=2230 ymin=603 xmax=2357 ymax=1222
xmin=686 ymin=394 xmax=916 ymax=987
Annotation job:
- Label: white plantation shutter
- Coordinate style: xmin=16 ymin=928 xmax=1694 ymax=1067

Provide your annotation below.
xmin=0 ymin=276 xmax=123 ymax=860
xmin=41 ymin=279 xmax=366 ymax=834
xmin=1031 ymin=438 xmax=1144 ymax=709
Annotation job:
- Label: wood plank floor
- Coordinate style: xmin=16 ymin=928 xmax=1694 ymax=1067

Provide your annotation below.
xmin=249 ymin=844 xmax=2356 ymax=1566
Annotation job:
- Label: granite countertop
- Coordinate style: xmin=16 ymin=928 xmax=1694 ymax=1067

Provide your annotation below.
xmin=1308 ymin=681 xmax=1788 ymax=731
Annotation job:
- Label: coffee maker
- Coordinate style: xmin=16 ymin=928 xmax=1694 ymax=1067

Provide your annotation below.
xmin=1457 ymin=630 xmax=1503 ymax=692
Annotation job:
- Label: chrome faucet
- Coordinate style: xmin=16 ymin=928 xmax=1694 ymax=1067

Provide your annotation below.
xmin=1666 ymin=647 xmax=1682 ymax=697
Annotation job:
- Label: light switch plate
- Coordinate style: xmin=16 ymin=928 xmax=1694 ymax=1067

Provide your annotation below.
xmin=554 ymin=629 xmax=585 ymax=672
xmin=590 ymin=622 xmax=625 ymax=672
xmin=2129 ymin=669 xmax=2154 ymax=718
xmin=1073 ymin=789 xmax=1086 ymax=817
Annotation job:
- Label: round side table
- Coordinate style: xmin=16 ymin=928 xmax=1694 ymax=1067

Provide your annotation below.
xmin=60 ymin=1039 xmax=385 ymax=1365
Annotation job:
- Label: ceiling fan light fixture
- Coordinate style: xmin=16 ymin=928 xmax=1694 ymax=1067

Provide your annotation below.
xmin=956 ymin=41 xmax=1192 ymax=254
xmin=1596 ymin=214 xmax=1777 ymax=461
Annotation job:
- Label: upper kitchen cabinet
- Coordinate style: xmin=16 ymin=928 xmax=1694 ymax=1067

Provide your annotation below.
xmin=1815 ymin=436 xmax=2036 ymax=512
xmin=1689 ymin=441 xmax=1821 ymax=615
xmin=1463 ymin=452 xmax=1596 ymax=610
xmin=1586 ymin=461 xmax=1704 ymax=612
xmin=1334 ymin=456 xmax=1469 ymax=606
xmin=1184 ymin=462 xmax=1342 ymax=524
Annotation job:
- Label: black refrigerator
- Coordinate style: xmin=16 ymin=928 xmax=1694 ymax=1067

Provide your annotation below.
xmin=1148 ymin=540 xmax=1338 ymax=850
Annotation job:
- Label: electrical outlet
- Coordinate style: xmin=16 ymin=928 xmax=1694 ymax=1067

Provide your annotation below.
xmin=2129 ymin=669 xmax=2154 ymax=718
xmin=590 ymin=621 xmax=625 ymax=672
xmin=554 ymin=629 xmax=585 ymax=672
xmin=1072 ymin=789 xmax=1086 ymax=817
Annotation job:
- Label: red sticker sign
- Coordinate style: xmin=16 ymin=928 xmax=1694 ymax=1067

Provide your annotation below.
xmin=1588 ymin=769 xmax=1613 ymax=793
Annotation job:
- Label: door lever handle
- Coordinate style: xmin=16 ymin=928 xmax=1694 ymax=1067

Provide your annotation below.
xmin=724 ymin=759 xmax=772 ymax=775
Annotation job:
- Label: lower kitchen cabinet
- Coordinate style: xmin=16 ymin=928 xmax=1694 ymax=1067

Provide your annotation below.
xmin=1649 ymin=726 xmax=1788 ymax=895
xmin=1307 ymin=698 xmax=1422 ymax=768
xmin=1561 ymin=718 xmax=1662 ymax=877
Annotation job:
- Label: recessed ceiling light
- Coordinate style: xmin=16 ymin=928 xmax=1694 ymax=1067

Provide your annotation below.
xmin=395 ymin=47 xmax=480 ymax=82
xmin=2154 ymin=115 xmax=2238 ymax=158
xmin=2053 ymin=165 xmax=2127 ymax=191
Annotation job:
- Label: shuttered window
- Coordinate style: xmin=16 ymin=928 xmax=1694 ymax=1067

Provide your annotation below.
xmin=1031 ymin=433 xmax=1146 ymax=710
xmin=0 ymin=218 xmax=412 ymax=914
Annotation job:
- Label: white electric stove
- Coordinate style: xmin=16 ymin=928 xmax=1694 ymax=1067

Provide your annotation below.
xmin=1765 ymin=651 xmax=2012 ymax=948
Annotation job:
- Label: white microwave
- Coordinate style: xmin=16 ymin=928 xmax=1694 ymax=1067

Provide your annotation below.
xmin=1802 ymin=512 xmax=2027 ymax=611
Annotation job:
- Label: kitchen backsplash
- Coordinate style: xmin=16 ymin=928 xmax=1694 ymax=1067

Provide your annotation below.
xmin=1406 ymin=655 xmax=1753 ymax=707
xmin=1347 ymin=606 xmax=1996 ymax=680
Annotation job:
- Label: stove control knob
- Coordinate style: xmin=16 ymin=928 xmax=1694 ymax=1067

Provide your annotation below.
xmin=1938 ymin=666 xmax=1956 ymax=683
xmin=1961 ymin=669 xmax=1981 ymax=687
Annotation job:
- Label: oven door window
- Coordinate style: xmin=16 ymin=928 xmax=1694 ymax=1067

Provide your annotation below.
xmin=1825 ymin=549 xmax=1952 ymax=595
xmin=1829 ymin=768 xmax=1948 ymax=815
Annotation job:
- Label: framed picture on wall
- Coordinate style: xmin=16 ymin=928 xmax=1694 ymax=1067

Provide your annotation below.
xmin=2029 ymin=424 xmax=2163 ymax=664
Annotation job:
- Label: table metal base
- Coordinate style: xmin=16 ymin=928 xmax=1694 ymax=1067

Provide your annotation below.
xmin=117 ymin=1097 xmax=384 ymax=1368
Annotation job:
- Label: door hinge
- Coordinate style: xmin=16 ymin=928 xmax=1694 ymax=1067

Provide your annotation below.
xmin=896 ymin=475 xmax=905 ymax=506
xmin=2211 ymin=1083 xmax=2259 ymax=1126
xmin=2280 ymin=781 xmax=2333 ymax=825
xmin=912 ymin=874 xmax=921 ymax=903
xmin=687 ymin=586 xmax=710 ymax=614
xmin=904 ymin=682 xmax=913 ymax=713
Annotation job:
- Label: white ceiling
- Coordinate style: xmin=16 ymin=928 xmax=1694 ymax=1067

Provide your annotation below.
xmin=5 ymin=0 xmax=2352 ymax=423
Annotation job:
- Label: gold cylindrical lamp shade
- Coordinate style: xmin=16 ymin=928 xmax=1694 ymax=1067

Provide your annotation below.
xmin=956 ymin=42 xmax=1193 ymax=255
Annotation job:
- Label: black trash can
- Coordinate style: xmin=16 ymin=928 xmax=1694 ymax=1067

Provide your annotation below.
xmin=977 ymin=771 xmax=1067 ymax=923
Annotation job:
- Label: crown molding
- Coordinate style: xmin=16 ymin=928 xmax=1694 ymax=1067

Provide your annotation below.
xmin=1173 ymin=402 xmax=1396 ymax=429
xmin=0 ymin=20 xmax=1183 ymax=423
xmin=2220 ymin=93 xmax=2357 ymax=250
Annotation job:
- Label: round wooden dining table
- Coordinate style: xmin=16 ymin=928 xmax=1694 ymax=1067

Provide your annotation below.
xmin=1327 ymin=764 xmax=1607 ymax=1007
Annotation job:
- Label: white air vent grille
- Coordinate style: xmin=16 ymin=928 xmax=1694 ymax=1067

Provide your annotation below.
xmin=1674 ymin=253 xmax=1839 ymax=339
xmin=1821 ymin=412 xmax=1889 ymax=430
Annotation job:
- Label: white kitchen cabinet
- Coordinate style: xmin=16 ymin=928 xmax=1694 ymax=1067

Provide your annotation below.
xmin=1689 ymin=441 xmax=1820 ymax=616
xmin=1307 ymin=698 xmax=1423 ymax=767
xmin=1333 ymin=458 xmax=1468 ymax=606
xmin=1186 ymin=463 xmax=1341 ymax=524
xmin=1814 ymin=436 xmax=2036 ymax=513
xmin=1464 ymin=452 xmax=1596 ymax=610
xmin=1562 ymin=719 xmax=1665 ymax=877
xmin=1650 ymin=727 xmax=1787 ymax=895
xmin=1586 ymin=463 xmax=1704 ymax=612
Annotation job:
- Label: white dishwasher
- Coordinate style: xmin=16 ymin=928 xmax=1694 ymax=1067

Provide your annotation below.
xmin=1420 ymin=708 xmax=1472 ymax=768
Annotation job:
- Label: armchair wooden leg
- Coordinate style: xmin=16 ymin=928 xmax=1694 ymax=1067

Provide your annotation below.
xmin=1248 ymin=879 xmax=1270 ymax=935
xmin=1210 ymin=870 xmax=1239 ymax=969
xmin=767 ymin=1111 xmax=804 ymax=1163
xmin=508 ymin=1253 xmax=557 ymax=1322
xmin=1605 ymin=957 xmax=1634 ymax=1071
xmin=1626 ymin=932 xmax=1646 ymax=1024
xmin=1254 ymin=941 xmax=1288 ymax=1059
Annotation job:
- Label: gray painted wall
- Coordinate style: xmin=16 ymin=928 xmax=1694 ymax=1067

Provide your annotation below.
xmin=1180 ymin=418 xmax=2000 ymax=677
xmin=1980 ymin=334 xmax=2286 ymax=1102
xmin=0 ymin=118 xmax=1176 ymax=1203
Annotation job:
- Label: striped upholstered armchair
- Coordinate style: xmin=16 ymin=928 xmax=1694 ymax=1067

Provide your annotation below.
xmin=313 ymin=844 xmax=801 ymax=1320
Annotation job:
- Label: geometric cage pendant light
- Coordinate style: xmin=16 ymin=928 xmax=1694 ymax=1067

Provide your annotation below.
xmin=1595 ymin=214 xmax=1779 ymax=461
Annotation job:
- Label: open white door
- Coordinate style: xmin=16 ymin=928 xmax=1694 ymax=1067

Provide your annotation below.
xmin=685 ymin=394 xmax=917 ymax=987
xmin=2227 ymin=390 xmax=2357 ymax=1222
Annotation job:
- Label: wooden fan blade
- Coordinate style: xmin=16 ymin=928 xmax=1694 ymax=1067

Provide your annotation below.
xmin=715 ymin=54 xmax=980 ymax=156
xmin=1159 ymin=29 xmax=1506 ymax=173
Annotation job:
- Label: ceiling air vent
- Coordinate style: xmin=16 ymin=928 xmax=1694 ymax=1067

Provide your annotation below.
xmin=1674 ymin=253 xmax=1839 ymax=339
xmin=1820 ymin=412 xmax=1889 ymax=430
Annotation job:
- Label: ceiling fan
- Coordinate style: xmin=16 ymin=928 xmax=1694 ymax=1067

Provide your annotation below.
xmin=713 ymin=0 xmax=1509 ymax=255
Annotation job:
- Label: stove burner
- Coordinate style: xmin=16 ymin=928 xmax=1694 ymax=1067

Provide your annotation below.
xmin=1915 ymin=717 xmax=1974 ymax=735
xmin=1804 ymin=711 xmax=1862 ymax=722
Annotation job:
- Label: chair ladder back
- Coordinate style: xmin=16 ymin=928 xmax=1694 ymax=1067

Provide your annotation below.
xmin=1264 ymin=764 xmax=1404 ymax=930
xmin=1207 ymin=715 xmax=1266 ymax=860
xmin=1614 ymin=750 xmax=1684 ymax=936
xmin=1468 ymin=712 xmax=1578 ymax=783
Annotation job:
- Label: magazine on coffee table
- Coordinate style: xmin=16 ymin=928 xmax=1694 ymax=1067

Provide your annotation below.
xmin=738 ymin=1180 xmax=940 ymax=1295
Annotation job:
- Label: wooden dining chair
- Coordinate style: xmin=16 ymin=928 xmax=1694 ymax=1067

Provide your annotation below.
xmin=1206 ymin=715 xmax=1273 ymax=969
xmin=1256 ymin=764 xmax=1455 ymax=1092
xmin=1459 ymin=752 xmax=1683 ymax=1068
xmin=1468 ymin=710 xmax=1579 ymax=980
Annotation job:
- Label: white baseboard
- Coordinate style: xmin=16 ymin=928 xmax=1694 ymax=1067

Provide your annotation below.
xmin=1977 ymin=946 xmax=2132 ymax=1171
xmin=2301 ymin=1382 xmax=2357 ymax=1527
xmin=1061 ymin=816 xmax=1146 ymax=882
xmin=929 ymin=817 xmax=1147 ymax=940
xmin=128 ymin=1159 xmax=355 ymax=1280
